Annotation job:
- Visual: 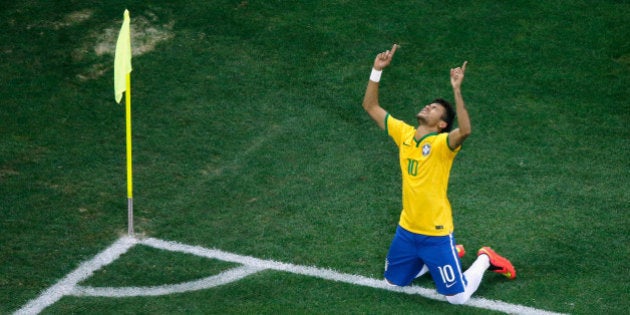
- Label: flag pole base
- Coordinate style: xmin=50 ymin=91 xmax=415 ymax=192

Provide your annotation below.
xmin=127 ymin=198 xmax=134 ymax=236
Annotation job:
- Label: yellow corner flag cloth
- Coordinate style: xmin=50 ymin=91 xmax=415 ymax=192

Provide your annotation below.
xmin=114 ymin=9 xmax=132 ymax=103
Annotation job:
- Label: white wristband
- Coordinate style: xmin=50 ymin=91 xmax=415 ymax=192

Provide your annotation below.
xmin=370 ymin=68 xmax=382 ymax=83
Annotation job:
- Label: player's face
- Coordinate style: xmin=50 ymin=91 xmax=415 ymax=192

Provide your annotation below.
xmin=416 ymin=103 xmax=446 ymax=126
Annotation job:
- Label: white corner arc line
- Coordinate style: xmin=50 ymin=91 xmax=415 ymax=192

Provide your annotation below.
xmin=15 ymin=237 xmax=567 ymax=315
xmin=14 ymin=236 xmax=137 ymax=315
xmin=71 ymin=265 xmax=264 ymax=297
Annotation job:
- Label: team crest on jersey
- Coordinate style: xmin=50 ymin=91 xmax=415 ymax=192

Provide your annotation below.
xmin=422 ymin=144 xmax=431 ymax=156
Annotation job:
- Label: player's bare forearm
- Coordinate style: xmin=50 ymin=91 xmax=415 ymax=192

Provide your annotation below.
xmin=362 ymin=81 xmax=386 ymax=130
xmin=454 ymin=88 xmax=471 ymax=136
xmin=448 ymin=88 xmax=471 ymax=149
xmin=362 ymin=44 xmax=398 ymax=130
xmin=448 ymin=62 xmax=471 ymax=148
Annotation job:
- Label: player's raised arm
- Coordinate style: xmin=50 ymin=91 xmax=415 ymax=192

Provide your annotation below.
xmin=362 ymin=44 xmax=398 ymax=130
xmin=448 ymin=61 xmax=471 ymax=149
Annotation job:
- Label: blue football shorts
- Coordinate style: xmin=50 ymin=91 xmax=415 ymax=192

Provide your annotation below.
xmin=384 ymin=225 xmax=467 ymax=295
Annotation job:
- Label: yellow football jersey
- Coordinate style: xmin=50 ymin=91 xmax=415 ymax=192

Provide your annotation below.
xmin=386 ymin=114 xmax=460 ymax=236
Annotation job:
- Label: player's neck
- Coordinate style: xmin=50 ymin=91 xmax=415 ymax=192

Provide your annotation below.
xmin=415 ymin=124 xmax=439 ymax=141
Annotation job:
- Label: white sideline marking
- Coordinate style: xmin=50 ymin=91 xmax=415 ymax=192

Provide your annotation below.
xmin=15 ymin=237 xmax=566 ymax=315
xmin=14 ymin=236 xmax=137 ymax=315
xmin=140 ymin=238 xmax=565 ymax=315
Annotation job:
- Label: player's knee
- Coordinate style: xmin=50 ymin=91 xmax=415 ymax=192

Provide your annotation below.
xmin=445 ymin=292 xmax=469 ymax=305
xmin=384 ymin=278 xmax=400 ymax=287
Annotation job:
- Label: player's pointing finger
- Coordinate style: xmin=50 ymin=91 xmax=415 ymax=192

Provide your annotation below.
xmin=390 ymin=44 xmax=399 ymax=57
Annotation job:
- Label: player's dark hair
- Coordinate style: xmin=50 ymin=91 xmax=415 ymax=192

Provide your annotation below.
xmin=433 ymin=98 xmax=455 ymax=133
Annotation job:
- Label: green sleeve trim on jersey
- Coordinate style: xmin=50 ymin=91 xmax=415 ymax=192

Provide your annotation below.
xmin=384 ymin=113 xmax=390 ymax=134
xmin=446 ymin=133 xmax=460 ymax=151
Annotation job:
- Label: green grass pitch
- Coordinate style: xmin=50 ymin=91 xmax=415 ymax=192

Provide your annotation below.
xmin=1 ymin=1 xmax=628 ymax=314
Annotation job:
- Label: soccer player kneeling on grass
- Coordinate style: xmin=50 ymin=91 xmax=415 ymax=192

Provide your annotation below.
xmin=362 ymin=44 xmax=516 ymax=305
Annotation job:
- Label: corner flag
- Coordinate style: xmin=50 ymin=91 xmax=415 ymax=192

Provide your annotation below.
xmin=114 ymin=9 xmax=135 ymax=236
xmin=114 ymin=9 xmax=132 ymax=103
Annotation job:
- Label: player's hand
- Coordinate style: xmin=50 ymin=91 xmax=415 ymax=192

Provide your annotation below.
xmin=450 ymin=61 xmax=467 ymax=89
xmin=373 ymin=44 xmax=399 ymax=70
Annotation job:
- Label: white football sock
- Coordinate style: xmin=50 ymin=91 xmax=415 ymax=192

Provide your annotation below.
xmin=415 ymin=264 xmax=429 ymax=278
xmin=446 ymin=254 xmax=490 ymax=305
